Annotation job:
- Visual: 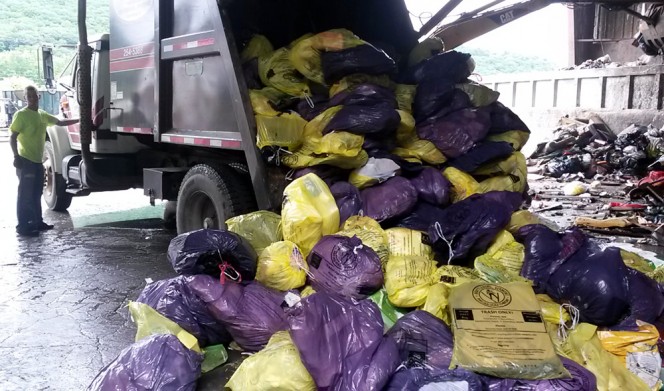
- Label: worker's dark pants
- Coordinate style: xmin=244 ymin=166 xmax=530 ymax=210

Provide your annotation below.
xmin=16 ymin=157 xmax=44 ymax=231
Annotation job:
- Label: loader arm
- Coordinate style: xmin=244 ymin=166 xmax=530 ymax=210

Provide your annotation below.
xmin=426 ymin=0 xmax=655 ymax=51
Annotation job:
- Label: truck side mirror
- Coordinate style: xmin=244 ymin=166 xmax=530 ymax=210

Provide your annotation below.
xmin=41 ymin=46 xmax=57 ymax=95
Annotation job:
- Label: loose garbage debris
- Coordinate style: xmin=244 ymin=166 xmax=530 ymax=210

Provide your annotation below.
xmin=89 ymin=28 xmax=664 ymax=391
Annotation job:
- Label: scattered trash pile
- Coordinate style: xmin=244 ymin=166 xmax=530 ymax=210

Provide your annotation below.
xmin=87 ymin=30 xmax=664 ymax=391
xmin=560 ymin=54 xmax=653 ymax=70
xmin=530 ymin=116 xmax=664 ymax=179
xmin=528 ymin=116 xmax=664 ymax=239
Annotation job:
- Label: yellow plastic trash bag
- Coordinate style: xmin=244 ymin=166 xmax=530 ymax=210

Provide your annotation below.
xmin=226 ymin=211 xmax=283 ymax=256
xmin=384 ymin=255 xmax=437 ymax=307
xmin=281 ymin=149 xmax=369 ymax=170
xmin=349 ymin=158 xmax=400 ymax=189
xmin=329 ymin=74 xmax=393 ymax=97
xmin=128 ymin=301 xmax=201 ymax=353
xmin=290 ymin=29 xmax=365 ymax=84
xmin=422 ymin=266 xmax=482 ymax=324
xmin=443 ymin=167 xmax=480 ymax=202
xmin=249 ymin=88 xmax=286 ymax=116
xmin=536 ymin=294 xmax=571 ymax=325
xmin=449 ymin=282 xmax=569 ymax=380
xmin=407 ymin=37 xmax=444 ymax=67
xmin=474 ymin=230 xmax=527 ymax=283
xmin=395 ymin=84 xmax=417 ymax=113
xmin=506 ymin=210 xmax=560 ymax=234
xmin=620 ymin=250 xmax=656 ymax=275
xmin=395 ymin=110 xmax=416 ymax=145
xmin=255 ymin=112 xmax=307 ymax=151
xmin=256 ymin=241 xmax=308 ymax=291
xmin=338 ymin=216 xmax=389 ymax=266
xmin=386 ymin=227 xmax=434 ymax=258
xmin=259 ymin=47 xmax=310 ymax=97
xmin=226 ymin=331 xmax=316 ymax=391
xmin=486 ymin=130 xmax=530 ymax=151
xmin=393 ymin=139 xmax=447 ymax=165
xmin=282 ymin=173 xmax=340 ymax=256
xmin=457 ymin=82 xmax=500 ymax=107
xmin=598 ymin=321 xmax=662 ymax=390
xmin=563 ymin=181 xmax=588 ymax=196
xmin=299 ymin=106 xmax=364 ymax=157
xmin=241 ymin=35 xmax=274 ymax=63
xmin=300 ymin=285 xmax=316 ymax=297
xmin=557 ymin=323 xmax=651 ymax=391
xmin=475 ymin=152 xmax=527 ymax=194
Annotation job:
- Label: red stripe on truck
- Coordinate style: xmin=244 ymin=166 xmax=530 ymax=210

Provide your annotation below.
xmin=161 ymin=134 xmax=242 ymax=150
xmin=110 ymin=56 xmax=154 ymax=73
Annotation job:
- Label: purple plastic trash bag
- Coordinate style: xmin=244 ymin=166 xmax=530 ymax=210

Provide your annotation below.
xmin=517 ymin=226 xmax=632 ymax=327
xmin=397 ymin=202 xmax=448 ymax=232
xmin=323 ymin=102 xmax=400 ymax=136
xmin=410 ymin=167 xmax=450 ymax=206
xmin=136 ymin=276 xmax=230 ymax=347
xmin=548 ymin=246 xmax=629 ymax=326
xmin=328 ymin=83 xmax=397 ymax=108
xmin=297 ymin=94 xmax=330 ymax=121
xmin=308 ymin=235 xmax=383 ymax=299
xmin=613 ymin=267 xmax=664 ymax=330
xmin=449 ymin=141 xmax=514 ymax=173
xmin=168 ymin=229 xmax=257 ymax=280
xmin=187 ymin=275 xmax=287 ymax=351
xmin=517 ymin=225 xmax=586 ymax=289
xmin=405 ymin=50 xmax=473 ymax=84
xmin=87 ymin=334 xmax=202 ymax=391
xmin=288 ymin=293 xmax=399 ymax=391
xmin=321 ymin=44 xmax=397 ymax=83
xmin=386 ymin=310 xmax=455 ymax=371
xmin=292 ymin=166 xmax=347 ymax=187
xmin=428 ymin=191 xmax=523 ymax=264
xmin=416 ymin=107 xmax=491 ymax=158
xmin=330 ymin=181 xmax=363 ymax=226
xmin=386 ymin=368 xmax=484 ymax=391
xmin=361 ymin=176 xmax=418 ymax=222
xmin=488 ymin=101 xmax=531 ymax=134
xmin=412 ymin=79 xmax=456 ymax=121
xmin=486 ymin=357 xmax=597 ymax=390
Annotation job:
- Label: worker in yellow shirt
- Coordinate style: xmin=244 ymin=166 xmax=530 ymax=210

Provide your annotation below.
xmin=9 ymin=86 xmax=79 ymax=236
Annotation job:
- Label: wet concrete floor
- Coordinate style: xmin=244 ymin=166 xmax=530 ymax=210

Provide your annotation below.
xmin=0 ymin=142 xmax=177 ymax=390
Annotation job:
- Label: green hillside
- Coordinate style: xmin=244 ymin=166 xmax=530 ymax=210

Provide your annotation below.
xmin=0 ymin=0 xmax=108 ymax=82
xmin=0 ymin=1 xmax=556 ymax=84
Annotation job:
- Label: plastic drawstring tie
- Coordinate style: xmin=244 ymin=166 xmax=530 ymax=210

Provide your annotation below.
xmin=304 ymin=93 xmax=315 ymax=109
xmin=218 ymin=250 xmax=242 ymax=284
xmin=557 ymin=303 xmax=580 ymax=341
xmin=434 ymin=222 xmax=454 ymax=265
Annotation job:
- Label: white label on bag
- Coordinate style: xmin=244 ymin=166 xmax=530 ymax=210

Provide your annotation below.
xmin=419 ymin=381 xmax=469 ymax=391
xmin=627 ymin=351 xmax=661 ymax=388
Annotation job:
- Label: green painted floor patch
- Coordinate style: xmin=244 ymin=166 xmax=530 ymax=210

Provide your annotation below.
xmin=72 ymin=204 xmax=165 ymax=228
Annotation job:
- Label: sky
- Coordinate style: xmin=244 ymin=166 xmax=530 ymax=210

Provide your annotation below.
xmin=405 ymin=0 xmax=571 ymax=67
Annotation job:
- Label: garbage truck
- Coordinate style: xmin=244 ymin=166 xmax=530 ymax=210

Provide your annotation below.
xmin=44 ymin=0 xmax=650 ymax=234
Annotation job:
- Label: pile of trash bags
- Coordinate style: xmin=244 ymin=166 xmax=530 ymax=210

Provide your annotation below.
xmin=87 ymin=29 xmax=664 ymax=391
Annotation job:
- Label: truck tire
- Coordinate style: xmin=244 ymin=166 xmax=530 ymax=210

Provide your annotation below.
xmin=176 ymin=164 xmax=256 ymax=234
xmin=43 ymin=141 xmax=72 ymax=212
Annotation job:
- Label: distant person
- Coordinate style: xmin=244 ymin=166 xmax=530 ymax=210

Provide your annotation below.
xmin=5 ymin=100 xmax=16 ymax=125
xmin=9 ymin=86 xmax=79 ymax=237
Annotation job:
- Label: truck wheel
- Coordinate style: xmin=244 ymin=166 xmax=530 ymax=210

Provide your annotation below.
xmin=43 ymin=141 xmax=72 ymax=212
xmin=176 ymin=164 xmax=256 ymax=234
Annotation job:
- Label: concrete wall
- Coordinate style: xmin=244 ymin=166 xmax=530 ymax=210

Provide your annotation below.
xmin=482 ymin=65 xmax=664 ymax=149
